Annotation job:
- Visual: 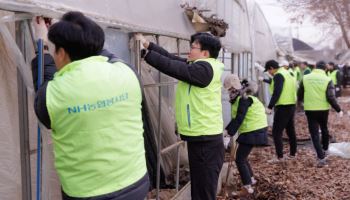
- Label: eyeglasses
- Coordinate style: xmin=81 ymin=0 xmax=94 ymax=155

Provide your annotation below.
xmin=190 ymin=46 xmax=201 ymax=50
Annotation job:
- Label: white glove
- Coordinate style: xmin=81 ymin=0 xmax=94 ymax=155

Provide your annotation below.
xmin=32 ymin=16 xmax=48 ymax=42
xmin=258 ymin=76 xmax=264 ymax=81
xmin=134 ymin=33 xmax=149 ymax=48
xmin=265 ymin=108 xmax=273 ymax=115
xmin=337 ymin=111 xmax=344 ymax=118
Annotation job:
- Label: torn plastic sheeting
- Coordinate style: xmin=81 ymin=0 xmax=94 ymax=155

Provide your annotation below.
xmin=329 ymin=142 xmax=350 ymax=159
xmin=0 ymin=21 xmax=34 ymax=92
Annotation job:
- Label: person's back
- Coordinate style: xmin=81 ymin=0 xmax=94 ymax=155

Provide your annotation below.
xmin=303 ymin=69 xmax=331 ymax=111
xmin=32 ymin=12 xmax=148 ymax=199
xmin=47 ymin=56 xmax=146 ymax=197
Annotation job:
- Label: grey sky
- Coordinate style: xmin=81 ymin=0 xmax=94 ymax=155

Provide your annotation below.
xmin=254 ymin=0 xmax=331 ymax=48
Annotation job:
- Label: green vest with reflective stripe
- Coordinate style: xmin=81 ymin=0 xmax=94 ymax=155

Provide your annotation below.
xmin=327 ymin=70 xmax=338 ymax=85
xmin=271 ymin=67 xmax=297 ymax=105
xmin=175 ymin=58 xmax=224 ymax=136
xmin=46 ymin=56 xmax=146 ymax=197
xmin=231 ymin=96 xmax=268 ymax=134
xmin=303 ymin=69 xmax=331 ymax=111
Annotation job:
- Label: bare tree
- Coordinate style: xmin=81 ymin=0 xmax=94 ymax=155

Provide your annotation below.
xmin=278 ymin=0 xmax=350 ymax=49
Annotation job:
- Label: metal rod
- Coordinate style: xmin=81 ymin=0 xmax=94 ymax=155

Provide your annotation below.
xmin=231 ymin=53 xmax=234 ymax=74
xmin=16 ymin=20 xmax=32 ymax=200
xmin=160 ymin=141 xmax=185 ymax=154
xmin=175 ymin=38 xmax=181 ymax=193
xmin=155 ymin=34 xmax=161 ymax=200
xmin=143 ymin=81 xmax=178 ymax=88
xmin=36 ymin=39 xmax=44 ymax=200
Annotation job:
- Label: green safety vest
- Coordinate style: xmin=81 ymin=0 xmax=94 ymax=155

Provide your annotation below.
xmin=46 ymin=56 xmax=146 ymax=197
xmin=231 ymin=96 xmax=268 ymax=134
xmin=271 ymin=67 xmax=297 ymax=106
xmin=175 ymin=58 xmax=224 ymax=136
xmin=303 ymin=69 xmax=331 ymax=111
xmin=327 ymin=70 xmax=338 ymax=85
xmin=288 ymin=68 xmax=298 ymax=82
xmin=294 ymin=66 xmax=301 ymax=81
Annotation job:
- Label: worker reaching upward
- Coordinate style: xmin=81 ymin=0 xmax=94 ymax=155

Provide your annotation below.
xmin=32 ymin=12 xmax=149 ymax=200
xmin=136 ymin=32 xmax=224 ymax=200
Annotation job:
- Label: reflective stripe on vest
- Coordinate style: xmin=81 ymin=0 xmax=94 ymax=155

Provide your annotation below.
xmin=175 ymin=58 xmax=224 ymax=136
xmin=327 ymin=70 xmax=338 ymax=85
xmin=46 ymin=56 xmax=146 ymax=197
xmin=271 ymin=67 xmax=297 ymax=105
xmin=231 ymin=96 xmax=268 ymax=134
xmin=303 ymin=69 xmax=331 ymax=111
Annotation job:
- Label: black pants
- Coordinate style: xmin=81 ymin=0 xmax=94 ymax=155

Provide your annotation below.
xmin=235 ymin=143 xmax=253 ymax=185
xmin=62 ymin=173 xmax=149 ymax=200
xmin=272 ymin=105 xmax=297 ymax=158
xmin=187 ymin=137 xmax=225 ymax=200
xmin=305 ymin=110 xmax=329 ymax=159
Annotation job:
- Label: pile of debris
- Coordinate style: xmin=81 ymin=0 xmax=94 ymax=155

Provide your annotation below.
xmin=224 ymin=94 xmax=350 ymax=199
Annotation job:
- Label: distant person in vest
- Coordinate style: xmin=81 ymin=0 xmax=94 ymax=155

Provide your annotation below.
xmin=31 ymin=12 xmax=149 ymax=200
xmin=223 ymin=75 xmax=268 ymax=197
xmin=298 ymin=61 xmax=343 ymax=167
xmin=300 ymin=61 xmax=311 ymax=75
xmin=292 ymin=61 xmax=302 ymax=83
xmin=326 ymin=62 xmax=342 ymax=97
xmin=135 ymin=32 xmax=224 ymax=200
xmin=264 ymin=60 xmax=297 ymax=163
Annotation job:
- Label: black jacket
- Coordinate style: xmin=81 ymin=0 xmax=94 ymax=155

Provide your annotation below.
xmin=267 ymin=73 xmax=285 ymax=109
xmin=225 ymin=96 xmax=268 ymax=146
xmin=144 ymin=42 xmax=222 ymax=142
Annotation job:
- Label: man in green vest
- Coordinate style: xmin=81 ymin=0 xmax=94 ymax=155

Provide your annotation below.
xmin=224 ymin=75 xmax=268 ymax=197
xmin=32 ymin=12 xmax=149 ymax=199
xmin=264 ymin=60 xmax=297 ymax=162
xmin=326 ymin=62 xmax=342 ymax=97
xmin=298 ymin=61 xmax=343 ymax=167
xmin=292 ymin=62 xmax=302 ymax=82
xmin=135 ymin=32 xmax=224 ymax=200
xmin=300 ymin=61 xmax=311 ymax=76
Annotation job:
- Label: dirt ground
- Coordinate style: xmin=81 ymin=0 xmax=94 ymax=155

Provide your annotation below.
xmin=221 ymin=89 xmax=350 ymax=200
xmin=149 ymin=89 xmax=350 ymax=200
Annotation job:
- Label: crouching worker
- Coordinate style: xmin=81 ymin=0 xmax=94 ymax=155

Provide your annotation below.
xmin=224 ymin=74 xmax=268 ymax=197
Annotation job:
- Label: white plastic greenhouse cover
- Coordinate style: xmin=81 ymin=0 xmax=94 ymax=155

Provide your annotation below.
xmin=0 ymin=1 xmax=278 ymax=199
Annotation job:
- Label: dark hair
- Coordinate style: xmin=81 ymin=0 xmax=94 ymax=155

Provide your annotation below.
xmin=316 ymin=61 xmax=326 ymax=70
xmin=48 ymin=11 xmax=105 ymax=61
xmin=190 ymin=32 xmax=221 ymax=58
xmin=328 ymin=62 xmax=335 ymax=66
xmin=302 ymin=61 xmax=308 ymax=65
xmin=264 ymin=59 xmax=279 ymax=71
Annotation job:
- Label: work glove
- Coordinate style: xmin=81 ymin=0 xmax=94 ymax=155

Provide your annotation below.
xmin=265 ymin=108 xmax=273 ymax=115
xmin=32 ymin=16 xmax=48 ymax=42
xmin=337 ymin=111 xmax=344 ymax=118
xmin=135 ymin=33 xmax=149 ymax=49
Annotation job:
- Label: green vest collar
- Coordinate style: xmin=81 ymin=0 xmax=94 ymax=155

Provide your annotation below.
xmin=312 ymin=69 xmax=326 ymax=75
xmin=55 ymin=56 xmax=108 ymax=77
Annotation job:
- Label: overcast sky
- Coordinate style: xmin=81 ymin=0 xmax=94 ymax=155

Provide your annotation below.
xmin=254 ymin=0 xmax=332 ymax=48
